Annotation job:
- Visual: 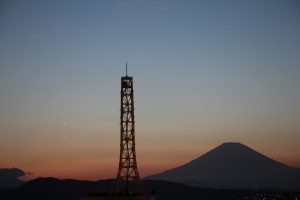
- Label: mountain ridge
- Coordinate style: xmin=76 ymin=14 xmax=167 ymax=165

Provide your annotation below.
xmin=0 ymin=177 xmax=249 ymax=200
xmin=0 ymin=168 xmax=25 ymax=191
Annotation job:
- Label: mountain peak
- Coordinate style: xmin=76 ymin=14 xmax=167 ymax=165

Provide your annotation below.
xmin=220 ymin=142 xmax=244 ymax=146
xmin=198 ymin=142 xmax=261 ymax=161
xmin=218 ymin=142 xmax=253 ymax=150
xmin=217 ymin=142 xmax=249 ymax=151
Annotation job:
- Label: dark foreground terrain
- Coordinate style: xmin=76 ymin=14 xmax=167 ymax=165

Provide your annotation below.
xmin=0 ymin=177 xmax=299 ymax=200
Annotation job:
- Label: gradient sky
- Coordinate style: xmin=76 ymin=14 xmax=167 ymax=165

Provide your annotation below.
xmin=0 ymin=0 xmax=300 ymax=180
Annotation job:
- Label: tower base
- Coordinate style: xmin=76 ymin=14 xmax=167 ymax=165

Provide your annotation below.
xmin=80 ymin=195 xmax=147 ymax=200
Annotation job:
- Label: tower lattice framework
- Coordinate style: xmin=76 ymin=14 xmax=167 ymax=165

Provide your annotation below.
xmin=115 ymin=67 xmax=144 ymax=195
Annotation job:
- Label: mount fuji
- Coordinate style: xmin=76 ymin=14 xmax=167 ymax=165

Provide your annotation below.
xmin=146 ymin=142 xmax=300 ymax=190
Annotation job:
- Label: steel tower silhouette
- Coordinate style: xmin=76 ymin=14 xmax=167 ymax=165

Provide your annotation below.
xmin=115 ymin=63 xmax=144 ymax=195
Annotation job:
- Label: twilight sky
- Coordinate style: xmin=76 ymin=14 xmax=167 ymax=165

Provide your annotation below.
xmin=0 ymin=0 xmax=300 ymax=180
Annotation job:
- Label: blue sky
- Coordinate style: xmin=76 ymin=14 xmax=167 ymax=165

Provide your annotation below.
xmin=0 ymin=0 xmax=300 ymax=179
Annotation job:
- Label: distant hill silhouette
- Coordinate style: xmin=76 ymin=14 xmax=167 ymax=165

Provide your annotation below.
xmin=146 ymin=142 xmax=300 ymax=190
xmin=0 ymin=168 xmax=25 ymax=191
xmin=0 ymin=177 xmax=249 ymax=200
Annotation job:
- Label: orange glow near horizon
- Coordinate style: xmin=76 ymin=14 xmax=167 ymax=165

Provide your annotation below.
xmin=5 ymin=138 xmax=300 ymax=182
xmin=1 ymin=124 xmax=300 ymax=181
xmin=13 ymin=155 xmax=300 ymax=182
